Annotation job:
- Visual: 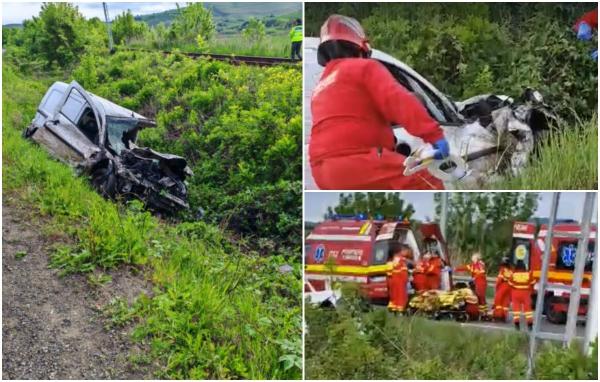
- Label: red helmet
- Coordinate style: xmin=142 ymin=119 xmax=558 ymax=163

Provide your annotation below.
xmin=319 ymin=15 xmax=371 ymax=55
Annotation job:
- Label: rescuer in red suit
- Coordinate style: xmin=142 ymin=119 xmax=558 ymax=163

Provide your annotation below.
xmin=413 ymin=253 xmax=430 ymax=292
xmin=455 ymin=253 xmax=488 ymax=317
xmin=387 ymin=245 xmax=411 ymax=313
xmin=573 ymin=8 xmax=598 ymax=61
xmin=492 ymin=257 xmax=512 ymax=322
xmin=426 ymin=251 xmax=443 ymax=290
xmin=309 ymin=14 xmax=450 ymax=190
xmin=508 ymin=260 xmax=536 ymax=331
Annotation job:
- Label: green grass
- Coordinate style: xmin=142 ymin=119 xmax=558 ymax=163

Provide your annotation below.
xmin=209 ymin=34 xmax=292 ymax=57
xmin=129 ymin=33 xmax=293 ymax=58
xmin=2 ymin=65 xmax=301 ymax=379
xmin=490 ymin=115 xmax=597 ymax=190
xmin=305 ymin=286 xmax=598 ymax=379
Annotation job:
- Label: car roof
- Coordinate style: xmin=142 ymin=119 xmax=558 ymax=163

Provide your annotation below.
xmin=48 ymin=81 xmax=152 ymax=121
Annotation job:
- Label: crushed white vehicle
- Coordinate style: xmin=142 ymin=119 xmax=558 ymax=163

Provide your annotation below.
xmin=304 ymin=37 xmax=556 ymax=189
xmin=24 ymin=81 xmax=192 ymax=213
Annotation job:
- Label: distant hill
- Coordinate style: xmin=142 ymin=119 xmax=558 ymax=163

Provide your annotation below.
xmin=135 ymin=2 xmax=302 ymax=35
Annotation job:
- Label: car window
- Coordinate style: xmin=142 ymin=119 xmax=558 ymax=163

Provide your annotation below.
xmin=106 ymin=116 xmax=139 ymax=154
xmin=372 ymin=240 xmax=390 ymax=265
xmin=380 ymin=61 xmax=460 ymax=124
xmin=42 ymin=89 xmax=64 ymax=116
xmin=60 ymin=89 xmax=86 ymax=125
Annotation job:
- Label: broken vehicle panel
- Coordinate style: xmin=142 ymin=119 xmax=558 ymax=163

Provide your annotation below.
xmin=25 ymin=80 xmax=192 ymax=214
xmin=304 ymin=37 xmax=556 ymax=189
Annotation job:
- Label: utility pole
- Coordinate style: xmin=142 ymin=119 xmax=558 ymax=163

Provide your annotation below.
xmin=527 ymin=192 xmax=560 ymax=379
xmin=103 ymin=2 xmax=114 ymax=53
xmin=440 ymin=192 xmax=448 ymax=240
xmin=564 ymin=192 xmax=595 ymax=347
xmin=583 ymin=234 xmax=598 ymax=355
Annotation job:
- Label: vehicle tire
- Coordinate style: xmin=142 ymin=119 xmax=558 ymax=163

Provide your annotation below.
xmin=90 ymin=158 xmax=118 ymax=199
xmin=545 ymin=295 xmax=567 ymax=324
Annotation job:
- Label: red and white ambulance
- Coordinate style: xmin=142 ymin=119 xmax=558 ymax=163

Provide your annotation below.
xmin=511 ymin=221 xmax=596 ymax=323
xmin=304 ymin=215 xmax=452 ymax=303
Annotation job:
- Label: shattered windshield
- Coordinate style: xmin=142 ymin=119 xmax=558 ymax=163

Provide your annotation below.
xmin=106 ymin=117 xmax=139 ymax=154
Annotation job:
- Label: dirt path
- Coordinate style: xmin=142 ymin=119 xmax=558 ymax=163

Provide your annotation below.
xmin=2 ymin=198 xmax=154 ymax=379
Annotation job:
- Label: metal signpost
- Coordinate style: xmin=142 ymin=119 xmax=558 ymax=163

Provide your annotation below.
xmin=563 ymin=192 xmax=595 ymax=346
xmin=527 ymin=192 xmax=560 ymax=378
xmin=527 ymin=192 xmax=597 ymax=378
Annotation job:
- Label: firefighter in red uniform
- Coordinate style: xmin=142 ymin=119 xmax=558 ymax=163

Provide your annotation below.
xmin=413 ymin=253 xmax=430 ymax=292
xmin=492 ymin=257 xmax=512 ymax=322
xmin=455 ymin=253 xmax=488 ymax=317
xmin=508 ymin=260 xmax=536 ymax=331
xmin=573 ymin=8 xmax=598 ymax=61
xmin=426 ymin=251 xmax=443 ymax=290
xmin=309 ymin=15 xmax=450 ymax=190
xmin=386 ymin=245 xmax=410 ymax=313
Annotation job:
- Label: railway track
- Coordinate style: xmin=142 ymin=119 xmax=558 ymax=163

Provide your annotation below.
xmin=120 ymin=47 xmax=299 ymax=67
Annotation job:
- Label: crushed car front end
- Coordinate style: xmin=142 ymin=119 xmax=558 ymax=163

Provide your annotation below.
xmin=25 ymin=81 xmax=192 ymax=214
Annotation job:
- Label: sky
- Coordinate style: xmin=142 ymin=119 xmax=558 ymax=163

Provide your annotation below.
xmin=1 ymin=2 xmax=178 ymax=25
xmin=304 ymin=192 xmax=598 ymax=223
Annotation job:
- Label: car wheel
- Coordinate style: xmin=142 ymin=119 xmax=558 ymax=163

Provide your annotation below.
xmin=90 ymin=158 xmax=118 ymax=198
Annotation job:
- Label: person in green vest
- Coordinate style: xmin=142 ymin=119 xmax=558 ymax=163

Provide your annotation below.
xmin=289 ymin=18 xmax=303 ymax=60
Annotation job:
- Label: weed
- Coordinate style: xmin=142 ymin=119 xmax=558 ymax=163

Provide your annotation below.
xmin=14 ymin=251 xmax=28 ymax=260
xmin=87 ymin=273 xmax=113 ymax=288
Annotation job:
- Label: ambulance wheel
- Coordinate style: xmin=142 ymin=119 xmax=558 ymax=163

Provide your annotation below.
xmin=545 ymin=296 xmax=567 ymax=324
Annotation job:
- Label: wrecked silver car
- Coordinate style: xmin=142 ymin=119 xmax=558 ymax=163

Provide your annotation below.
xmin=304 ymin=37 xmax=556 ymax=189
xmin=24 ymin=81 xmax=192 ymax=213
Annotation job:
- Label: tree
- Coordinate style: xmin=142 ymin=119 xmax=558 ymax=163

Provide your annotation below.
xmin=325 ymin=192 xmax=416 ymax=220
xmin=112 ymin=10 xmax=148 ymax=45
xmin=170 ymin=3 xmax=215 ymax=46
xmin=434 ymin=192 xmax=538 ymax=271
xmin=243 ymin=17 xmax=266 ymax=45
xmin=24 ymin=2 xmax=87 ymax=67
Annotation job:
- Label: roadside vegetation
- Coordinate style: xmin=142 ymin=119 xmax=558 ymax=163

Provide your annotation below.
xmin=306 ymin=3 xmax=597 ymax=189
xmin=305 ymin=286 xmax=598 ymax=379
xmin=2 ymin=2 xmax=301 ymax=379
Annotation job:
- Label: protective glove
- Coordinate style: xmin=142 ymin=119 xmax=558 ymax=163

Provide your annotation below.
xmin=591 ymin=49 xmax=598 ymax=62
xmin=432 ymin=138 xmax=450 ymax=160
xmin=577 ymin=22 xmax=593 ymax=41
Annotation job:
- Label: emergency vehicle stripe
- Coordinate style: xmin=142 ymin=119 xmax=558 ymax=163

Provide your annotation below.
xmin=532 ymin=271 xmax=592 ymax=282
xmin=306 ymin=234 xmax=372 ymax=241
xmin=306 ymin=274 xmax=369 ymax=283
xmin=305 ymin=264 xmax=389 ymax=275
xmin=538 ymin=230 xmax=596 ymax=239
xmin=513 ymin=233 xmax=534 ymax=239
xmin=359 ymin=222 xmax=371 ymax=235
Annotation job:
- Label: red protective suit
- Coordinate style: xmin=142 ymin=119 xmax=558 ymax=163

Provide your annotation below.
xmin=455 ymin=260 xmax=487 ymax=314
xmin=492 ymin=265 xmax=512 ymax=321
xmin=387 ymin=258 xmax=409 ymax=312
xmin=310 ymin=58 xmax=445 ymax=190
xmin=574 ymin=8 xmax=598 ymax=31
xmin=413 ymin=259 xmax=429 ymax=292
xmin=508 ymin=269 xmax=536 ymax=326
xmin=426 ymin=256 xmax=443 ymax=290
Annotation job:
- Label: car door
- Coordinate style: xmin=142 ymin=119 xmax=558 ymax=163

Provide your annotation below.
xmin=36 ymin=82 xmax=103 ymax=164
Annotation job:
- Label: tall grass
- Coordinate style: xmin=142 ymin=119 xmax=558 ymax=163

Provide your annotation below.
xmin=129 ymin=33 xmax=292 ymax=58
xmin=2 ymin=66 xmax=301 ymax=379
xmin=489 ymin=115 xmax=597 ymax=190
xmin=305 ymin=285 xmax=598 ymax=379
